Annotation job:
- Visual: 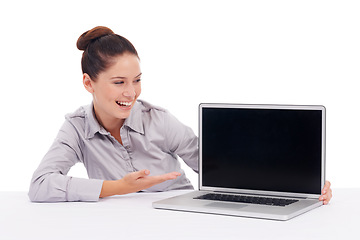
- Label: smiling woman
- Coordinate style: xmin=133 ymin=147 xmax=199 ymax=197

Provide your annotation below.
xmin=27 ymin=26 xmax=332 ymax=204
xmin=28 ymin=26 xmax=199 ymax=202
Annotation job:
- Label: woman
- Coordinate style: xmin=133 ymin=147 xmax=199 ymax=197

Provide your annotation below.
xmin=28 ymin=26 xmax=332 ymax=203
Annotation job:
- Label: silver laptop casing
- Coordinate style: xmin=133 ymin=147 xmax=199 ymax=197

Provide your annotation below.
xmin=153 ymin=103 xmax=325 ymax=220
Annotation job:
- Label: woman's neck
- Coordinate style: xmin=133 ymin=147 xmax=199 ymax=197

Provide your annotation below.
xmin=93 ymin=106 xmax=125 ymax=135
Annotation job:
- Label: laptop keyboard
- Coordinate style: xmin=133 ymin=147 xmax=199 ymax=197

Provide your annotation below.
xmin=194 ymin=193 xmax=299 ymax=207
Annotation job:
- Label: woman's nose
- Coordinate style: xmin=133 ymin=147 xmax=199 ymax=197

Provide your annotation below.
xmin=123 ymin=86 xmax=136 ymax=99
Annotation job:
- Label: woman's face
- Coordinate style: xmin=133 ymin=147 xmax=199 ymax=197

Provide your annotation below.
xmin=83 ymin=53 xmax=142 ymax=126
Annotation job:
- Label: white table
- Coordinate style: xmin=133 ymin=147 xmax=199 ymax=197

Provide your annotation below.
xmin=0 ymin=189 xmax=358 ymax=240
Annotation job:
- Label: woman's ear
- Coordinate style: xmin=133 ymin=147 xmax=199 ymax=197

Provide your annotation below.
xmin=83 ymin=73 xmax=94 ymax=93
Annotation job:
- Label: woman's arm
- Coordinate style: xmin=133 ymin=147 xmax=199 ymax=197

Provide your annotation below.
xmin=28 ymin=121 xmax=103 ymax=202
xmin=164 ymin=112 xmax=199 ymax=172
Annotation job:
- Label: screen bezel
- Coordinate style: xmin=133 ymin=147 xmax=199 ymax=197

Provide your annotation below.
xmin=199 ymin=103 xmax=325 ymax=199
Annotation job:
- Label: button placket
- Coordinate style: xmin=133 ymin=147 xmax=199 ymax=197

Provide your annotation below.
xmin=120 ymin=126 xmax=135 ymax=172
xmin=106 ymin=134 xmax=132 ymax=172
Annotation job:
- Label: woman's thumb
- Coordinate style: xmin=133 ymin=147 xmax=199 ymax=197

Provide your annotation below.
xmin=133 ymin=169 xmax=150 ymax=179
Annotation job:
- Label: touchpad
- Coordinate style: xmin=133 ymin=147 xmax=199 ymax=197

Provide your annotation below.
xmin=205 ymin=202 xmax=247 ymax=210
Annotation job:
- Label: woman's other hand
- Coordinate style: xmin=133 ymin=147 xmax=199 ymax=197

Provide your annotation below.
xmin=319 ymin=180 xmax=332 ymax=205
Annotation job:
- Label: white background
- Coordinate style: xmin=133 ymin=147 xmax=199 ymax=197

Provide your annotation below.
xmin=0 ymin=0 xmax=359 ymax=191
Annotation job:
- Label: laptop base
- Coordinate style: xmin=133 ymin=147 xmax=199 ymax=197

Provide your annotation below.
xmin=153 ymin=191 xmax=322 ymax=221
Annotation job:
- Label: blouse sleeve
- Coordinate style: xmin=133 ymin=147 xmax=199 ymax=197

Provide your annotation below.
xmin=164 ymin=111 xmax=199 ymax=173
xmin=28 ymin=121 xmax=103 ymax=202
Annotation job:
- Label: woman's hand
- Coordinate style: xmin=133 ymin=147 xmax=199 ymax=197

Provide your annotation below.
xmin=319 ymin=180 xmax=332 ymax=205
xmin=119 ymin=169 xmax=181 ymax=194
xmin=99 ymin=170 xmax=181 ymax=198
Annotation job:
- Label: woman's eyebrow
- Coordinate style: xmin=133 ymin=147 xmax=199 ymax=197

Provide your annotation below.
xmin=110 ymin=73 xmax=142 ymax=80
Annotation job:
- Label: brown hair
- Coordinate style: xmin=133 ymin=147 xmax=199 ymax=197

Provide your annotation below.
xmin=77 ymin=26 xmax=139 ymax=80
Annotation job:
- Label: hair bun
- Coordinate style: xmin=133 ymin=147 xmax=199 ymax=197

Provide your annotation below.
xmin=77 ymin=26 xmax=114 ymax=51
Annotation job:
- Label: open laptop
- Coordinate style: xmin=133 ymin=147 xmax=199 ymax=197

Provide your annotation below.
xmin=153 ymin=103 xmax=325 ymax=221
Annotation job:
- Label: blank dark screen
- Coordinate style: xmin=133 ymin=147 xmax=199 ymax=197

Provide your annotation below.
xmin=201 ymin=107 xmax=323 ymax=195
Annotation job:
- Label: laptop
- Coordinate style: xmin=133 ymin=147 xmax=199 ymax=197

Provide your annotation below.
xmin=153 ymin=103 xmax=325 ymax=221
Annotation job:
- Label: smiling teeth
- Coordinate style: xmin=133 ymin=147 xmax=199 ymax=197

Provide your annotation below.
xmin=116 ymin=101 xmax=132 ymax=107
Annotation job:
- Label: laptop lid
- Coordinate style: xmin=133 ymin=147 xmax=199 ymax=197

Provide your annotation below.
xmin=199 ymin=103 xmax=325 ymax=199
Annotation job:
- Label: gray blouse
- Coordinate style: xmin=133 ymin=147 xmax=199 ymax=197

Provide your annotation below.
xmin=28 ymin=100 xmax=198 ymax=202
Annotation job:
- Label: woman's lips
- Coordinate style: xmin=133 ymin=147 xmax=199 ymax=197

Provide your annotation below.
xmin=116 ymin=101 xmax=133 ymax=109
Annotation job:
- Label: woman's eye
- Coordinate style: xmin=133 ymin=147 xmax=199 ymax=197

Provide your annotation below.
xmin=135 ymin=79 xmax=141 ymax=83
xmin=114 ymin=81 xmax=124 ymax=85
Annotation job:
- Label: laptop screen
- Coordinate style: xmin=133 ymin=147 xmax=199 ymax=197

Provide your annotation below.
xmin=200 ymin=104 xmax=325 ymax=196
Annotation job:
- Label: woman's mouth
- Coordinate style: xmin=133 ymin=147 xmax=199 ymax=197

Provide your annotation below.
xmin=116 ymin=101 xmax=133 ymax=108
